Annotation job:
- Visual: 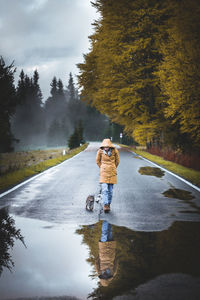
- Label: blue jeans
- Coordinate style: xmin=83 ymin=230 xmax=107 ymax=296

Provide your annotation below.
xmin=101 ymin=183 xmax=113 ymax=205
xmin=101 ymin=221 xmax=113 ymax=242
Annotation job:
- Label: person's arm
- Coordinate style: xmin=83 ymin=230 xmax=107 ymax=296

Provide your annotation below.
xmin=115 ymin=149 xmax=120 ymax=167
xmin=96 ymin=149 xmax=102 ymax=168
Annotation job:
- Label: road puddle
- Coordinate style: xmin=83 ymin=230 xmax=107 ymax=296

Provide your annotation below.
xmin=138 ymin=166 xmax=165 ymax=178
xmin=0 ymin=207 xmax=200 ymax=299
xmin=163 ymin=188 xmax=200 ymax=215
xmin=163 ymin=188 xmax=194 ymax=200
xmin=0 ymin=207 xmax=97 ymax=300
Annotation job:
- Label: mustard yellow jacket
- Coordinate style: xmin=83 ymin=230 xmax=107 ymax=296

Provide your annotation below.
xmin=96 ymin=139 xmax=120 ymax=184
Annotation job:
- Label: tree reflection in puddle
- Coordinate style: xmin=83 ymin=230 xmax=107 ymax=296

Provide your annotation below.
xmin=0 ymin=209 xmax=200 ymax=300
xmin=76 ymin=220 xmax=200 ymax=300
xmin=0 ymin=206 xmax=26 ymax=276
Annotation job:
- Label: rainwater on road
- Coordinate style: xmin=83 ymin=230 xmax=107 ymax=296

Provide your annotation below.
xmin=0 ymin=142 xmax=200 ymax=300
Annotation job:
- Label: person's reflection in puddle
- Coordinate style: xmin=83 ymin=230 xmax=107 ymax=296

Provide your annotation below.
xmin=95 ymin=221 xmax=117 ymax=286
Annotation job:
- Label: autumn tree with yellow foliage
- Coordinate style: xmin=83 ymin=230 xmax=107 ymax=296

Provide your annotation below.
xmin=157 ymin=0 xmax=200 ymax=148
xmin=78 ymin=0 xmax=200 ymax=152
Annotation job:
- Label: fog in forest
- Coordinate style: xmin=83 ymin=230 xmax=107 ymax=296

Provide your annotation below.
xmin=0 ymin=56 xmax=133 ymax=153
xmin=10 ymin=70 xmax=111 ymax=150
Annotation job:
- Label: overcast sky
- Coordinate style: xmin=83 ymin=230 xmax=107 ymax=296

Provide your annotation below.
xmin=0 ymin=0 xmax=98 ymax=100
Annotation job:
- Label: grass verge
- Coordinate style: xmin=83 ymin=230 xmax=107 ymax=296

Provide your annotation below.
xmin=0 ymin=143 xmax=88 ymax=192
xmin=120 ymin=145 xmax=200 ymax=188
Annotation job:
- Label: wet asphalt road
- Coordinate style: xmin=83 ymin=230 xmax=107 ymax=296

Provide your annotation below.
xmin=0 ymin=142 xmax=200 ymax=300
xmin=0 ymin=142 xmax=200 ymax=230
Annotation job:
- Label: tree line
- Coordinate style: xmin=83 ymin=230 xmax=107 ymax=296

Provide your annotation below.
xmin=0 ymin=56 xmax=125 ymax=152
xmin=78 ymin=0 xmax=200 ymax=153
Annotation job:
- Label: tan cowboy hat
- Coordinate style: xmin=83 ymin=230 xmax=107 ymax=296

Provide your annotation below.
xmin=100 ymin=138 xmax=115 ymax=148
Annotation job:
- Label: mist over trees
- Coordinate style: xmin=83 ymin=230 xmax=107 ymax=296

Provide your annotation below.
xmin=0 ymin=57 xmax=114 ymax=152
xmin=78 ymin=0 xmax=200 ymax=153
xmin=43 ymin=72 xmax=110 ymax=148
xmin=12 ymin=69 xmax=45 ymax=147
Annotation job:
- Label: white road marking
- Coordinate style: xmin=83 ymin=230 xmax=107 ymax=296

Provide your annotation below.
xmin=0 ymin=147 xmax=87 ymax=199
xmin=132 ymin=151 xmax=200 ymax=193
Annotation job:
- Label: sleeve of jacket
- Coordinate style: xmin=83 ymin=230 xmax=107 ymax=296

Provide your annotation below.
xmin=115 ymin=149 xmax=120 ymax=167
xmin=96 ymin=149 xmax=102 ymax=168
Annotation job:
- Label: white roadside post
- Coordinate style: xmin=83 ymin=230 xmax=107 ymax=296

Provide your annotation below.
xmin=120 ymin=133 xmax=123 ymax=144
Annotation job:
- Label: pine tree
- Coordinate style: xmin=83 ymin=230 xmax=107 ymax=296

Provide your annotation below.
xmin=12 ymin=69 xmax=44 ymax=147
xmin=57 ymin=78 xmax=66 ymax=108
xmin=67 ymin=72 xmax=76 ymax=102
xmin=17 ymin=70 xmax=25 ymax=104
xmin=44 ymin=77 xmax=67 ymax=136
xmin=33 ymin=70 xmax=43 ymax=107
xmin=68 ymin=126 xmax=80 ymax=149
xmin=32 ymin=70 xmax=44 ymax=135
xmin=0 ymin=57 xmax=16 ymax=152
xmin=66 ymin=73 xmax=86 ymax=128
xmin=57 ymin=79 xmax=64 ymax=97
xmin=50 ymin=76 xmax=58 ymax=98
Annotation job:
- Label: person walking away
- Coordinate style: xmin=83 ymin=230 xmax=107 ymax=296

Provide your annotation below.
xmin=96 ymin=138 xmax=120 ymax=212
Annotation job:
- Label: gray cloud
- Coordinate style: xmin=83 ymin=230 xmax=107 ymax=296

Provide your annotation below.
xmin=21 ymin=46 xmax=76 ymax=64
xmin=0 ymin=0 xmax=97 ymax=99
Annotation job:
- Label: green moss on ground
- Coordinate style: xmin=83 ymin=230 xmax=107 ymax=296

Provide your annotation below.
xmin=0 ymin=144 xmax=88 ymax=192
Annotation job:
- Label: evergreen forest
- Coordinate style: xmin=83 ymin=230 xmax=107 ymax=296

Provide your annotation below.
xmin=78 ymin=0 xmax=200 ymax=154
xmin=0 ymin=57 xmax=120 ymax=152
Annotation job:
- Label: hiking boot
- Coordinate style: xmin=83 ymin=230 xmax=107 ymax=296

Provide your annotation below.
xmin=104 ymin=204 xmax=110 ymax=212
